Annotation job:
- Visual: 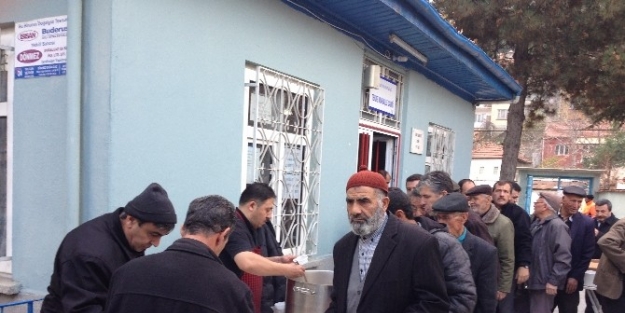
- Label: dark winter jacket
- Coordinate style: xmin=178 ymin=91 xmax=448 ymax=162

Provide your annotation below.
xmin=499 ymin=202 xmax=533 ymax=268
xmin=527 ymin=214 xmax=571 ymax=290
xmin=461 ymin=229 xmax=499 ymax=313
xmin=430 ymin=229 xmax=476 ymax=313
xmin=326 ymin=215 xmax=449 ymax=313
xmin=41 ymin=208 xmax=142 ymax=313
xmin=106 ymin=238 xmax=254 ymax=313
xmin=566 ymin=212 xmax=595 ymax=290
xmin=260 ymin=221 xmax=286 ymax=313
xmin=593 ymin=214 xmax=619 ymax=259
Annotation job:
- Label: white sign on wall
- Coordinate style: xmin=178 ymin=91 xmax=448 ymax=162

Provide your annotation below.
xmin=410 ymin=128 xmax=424 ymax=154
xmin=14 ymin=15 xmax=67 ymax=79
xmin=368 ymin=77 xmax=397 ymax=116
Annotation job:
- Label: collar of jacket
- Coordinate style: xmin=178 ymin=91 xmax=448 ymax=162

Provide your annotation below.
xmin=167 ymin=237 xmax=222 ymax=263
xmin=110 ymin=207 xmax=144 ymax=258
xmin=481 ymin=204 xmax=500 ymax=224
xmin=605 ymin=214 xmax=619 ymax=225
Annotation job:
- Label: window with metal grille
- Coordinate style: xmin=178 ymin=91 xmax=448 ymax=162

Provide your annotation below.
xmin=360 ymin=58 xmax=403 ymax=130
xmin=244 ymin=63 xmax=324 ymax=256
xmin=425 ymin=123 xmax=455 ymax=174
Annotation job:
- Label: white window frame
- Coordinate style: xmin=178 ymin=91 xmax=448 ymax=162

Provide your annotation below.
xmin=242 ymin=64 xmax=323 ymax=256
xmin=497 ymin=109 xmax=508 ymax=120
xmin=425 ymin=123 xmax=455 ymax=174
xmin=555 ymin=144 xmax=569 ymax=156
xmin=475 ymin=114 xmax=487 ymax=123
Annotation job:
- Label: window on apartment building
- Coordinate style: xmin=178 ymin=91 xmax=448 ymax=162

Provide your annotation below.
xmin=425 ymin=123 xmax=455 ymax=174
xmin=479 ymin=167 xmax=485 ymax=174
xmin=244 ymin=63 xmax=324 ymax=256
xmin=555 ymin=144 xmax=569 ymax=155
xmin=497 ymin=109 xmax=508 ymax=120
xmin=493 ymin=166 xmax=499 ymax=175
xmin=475 ymin=114 xmax=488 ymax=123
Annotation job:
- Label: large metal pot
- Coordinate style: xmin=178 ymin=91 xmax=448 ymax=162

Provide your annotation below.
xmin=285 ymin=270 xmax=333 ymax=313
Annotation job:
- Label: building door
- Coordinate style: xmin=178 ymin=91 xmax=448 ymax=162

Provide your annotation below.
xmin=357 ymin=127 xmax=398 ymax=186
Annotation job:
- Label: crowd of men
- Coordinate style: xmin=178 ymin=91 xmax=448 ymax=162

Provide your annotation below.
xmin=37 ymin=169 xmax=625 ymax=313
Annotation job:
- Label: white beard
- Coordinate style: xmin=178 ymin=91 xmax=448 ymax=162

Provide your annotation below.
xmin=349 ymin=206 xmax=386 ymax=236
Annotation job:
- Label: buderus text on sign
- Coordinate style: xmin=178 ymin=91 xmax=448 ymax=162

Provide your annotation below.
xmin=14 ymin=15 xmax=67 ymax=79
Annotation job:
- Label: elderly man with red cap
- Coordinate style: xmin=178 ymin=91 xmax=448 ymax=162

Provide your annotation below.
xmin=325 ymin=170 xmax=449 ymax=313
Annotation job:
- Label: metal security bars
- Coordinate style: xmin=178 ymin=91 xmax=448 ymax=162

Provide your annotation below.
xmin=425 ymin=123 xmax=455 ymax=174
xmin=244 ymin=64 xmax=324 ymax=256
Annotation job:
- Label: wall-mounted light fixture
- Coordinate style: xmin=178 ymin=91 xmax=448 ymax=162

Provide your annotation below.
xmin=392 ymin=55 xmax=408 ymax=62
xmin=389 ymin=34 xmax=428 ymax=64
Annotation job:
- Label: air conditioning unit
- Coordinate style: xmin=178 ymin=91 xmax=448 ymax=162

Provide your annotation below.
xmin=363 ymin=64 xmax=380 ymax=89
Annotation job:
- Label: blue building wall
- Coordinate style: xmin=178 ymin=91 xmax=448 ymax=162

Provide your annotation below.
xmin=0 ymin=0 xmax=71 ymax=291
xmin=104 ymin=0 xmax=364 ymax=266
xmin=399 ymin=70 xmax=475 ymax=183
xmin=3 ymin=0 xmax=482 ymax=291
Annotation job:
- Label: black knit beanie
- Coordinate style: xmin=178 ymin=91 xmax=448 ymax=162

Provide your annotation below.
xmin=124 ymin=183 xmax=177 ymax=224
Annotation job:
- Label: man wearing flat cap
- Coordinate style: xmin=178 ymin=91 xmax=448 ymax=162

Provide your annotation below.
xmin=523 ymin=192 xmax=571 ymax=313
xmin=42 ymin=183 xmax=178 ymax=313
xmin=433 ymin=192 xmax=499 ymax=313
xmin=552 ymin=186 xmax=595 ymax=313
xmin=466 ymin=184 xmax=515 ymax=311
xmin=326 ymin=170 xmax=449 ymax=313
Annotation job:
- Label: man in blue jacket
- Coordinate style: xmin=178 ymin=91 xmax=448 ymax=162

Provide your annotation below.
xmin=553 ymin=186 xmax=595 ymax=313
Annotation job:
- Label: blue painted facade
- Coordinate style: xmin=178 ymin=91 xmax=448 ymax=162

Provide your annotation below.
xmin=0 ymin=0 xmax=519 ymax=291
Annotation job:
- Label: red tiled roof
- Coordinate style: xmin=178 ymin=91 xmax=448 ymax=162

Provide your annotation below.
xmin=472 ymin=143 xmax=532 ymax=164
xmin=544 ymin=122 xmax=614 ymax=139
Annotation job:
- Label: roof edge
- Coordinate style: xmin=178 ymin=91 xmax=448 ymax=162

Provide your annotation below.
xmin=406 ymin=0 xmax=522 ymax=96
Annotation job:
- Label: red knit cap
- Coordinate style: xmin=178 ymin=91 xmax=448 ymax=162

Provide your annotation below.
xmin=346 ymin=170 xmax=389 ymax=193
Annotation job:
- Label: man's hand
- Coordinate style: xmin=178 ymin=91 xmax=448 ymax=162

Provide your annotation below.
xmin=496 ymin=291 xmax=507 ymax=301
xmin=594 ymin=228 xmax=599 ymax=236
xmin=565 ymin=278 xmax=578 ymax=294
xmin=516 ymin=266 xmax=530 ymax=284
xmin=546 ymin=283 xmax=558 ymax=296
xmin=268 ymin=255 xmax=296 ymax=263
xmin=284 ymin=263 xmax=306 ymax=279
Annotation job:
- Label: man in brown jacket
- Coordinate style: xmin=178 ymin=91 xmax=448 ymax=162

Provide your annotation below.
xmin=594 ymin=217 xmax=625 ymax=313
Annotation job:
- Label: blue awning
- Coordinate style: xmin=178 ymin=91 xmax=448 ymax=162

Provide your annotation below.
xmin=283 ymin=0 xmax=522 ymax=103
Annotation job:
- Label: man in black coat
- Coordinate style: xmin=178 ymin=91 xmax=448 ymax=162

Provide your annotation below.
xmin=41 ymin=183 xmax=177 ymax=313
xmin=416 ymin=171 xmax=494 ymax=244
xmin=591 ymin=199 xmax=619 ymax=259
xmin=432 ymin=192 xmax=499 ymax=313
xmin=553 ymin=186 xmax=595 ymax=313
xmin=584 ymin=199 xmax=619 ymax=312
xmin=259 ymin=220 xmax=286 ymax=313
xmin=492 ymin=180 xmax=533 ymax=312
xmin=219 ymin=183 xmax=304 ymax=312
xmin=106 ymin=195 xmax=254 ymax=313
xmin=326 ymin=170 xmax=449 ymax=313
